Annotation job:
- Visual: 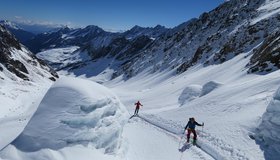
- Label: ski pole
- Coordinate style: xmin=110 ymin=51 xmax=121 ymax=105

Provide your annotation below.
xmin=178 ymin=134 xmax=183 ymax=149
xmin=202 ymin=122 xmax=204 ymax=137
xmin=178 ymin=130 xmax=185 ymax=149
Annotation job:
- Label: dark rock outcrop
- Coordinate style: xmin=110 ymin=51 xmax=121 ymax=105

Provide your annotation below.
xmin=0 ymin=25 xmax=58 ymax=81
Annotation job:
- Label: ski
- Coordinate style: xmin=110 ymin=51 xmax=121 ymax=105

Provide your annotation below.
xmin=129 ymin=114 xmax=139 ymax=119
xmin=193 ymin=143 xmax=201 ymax=148
xmin=129 ymin=115 xmax=135 ymax=119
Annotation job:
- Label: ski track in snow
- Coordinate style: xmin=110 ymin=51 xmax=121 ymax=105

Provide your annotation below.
xmin=129 ymin=115 xmax=216 ymax=160
xmin=136 ymin=114 xmax=249 ymax=160
xmin=126 ymin=116 xmax=214 ymax=160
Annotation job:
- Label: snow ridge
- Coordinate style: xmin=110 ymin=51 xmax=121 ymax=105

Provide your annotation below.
xmin=0 ymin=77 xmax=129 ymax=160
xmin=256 ymin=86 xmax=280 ymax=160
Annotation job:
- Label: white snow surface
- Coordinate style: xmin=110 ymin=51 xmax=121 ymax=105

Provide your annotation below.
xmin=2 ymin=48 xmax=280 ymax=160
xmin=178 ymin=85 xmax=202 ymax=105
xmin=251 ymin=0 xmax=280 ymax=24
xmin=0 ymin=77 xmax=129 ymax=160
xmin=36 ymin=46 xmax=89 ymax=70
xmin=102 ymin=51 xmax=280 ymax=160
xmin=256 ymin=86 xmax=280 ymax=160
xmin=0 ymin=46 xmax=55 ymax=151
xmin=200 ymin=81 xmax=222 ymax=97
xmin=0 ymin=80 xmax=51 ymax=151
xmin=37 ymin=47 xmax=118 ymax=82
xmin=36 ymin=47 xmax=280 ymax=160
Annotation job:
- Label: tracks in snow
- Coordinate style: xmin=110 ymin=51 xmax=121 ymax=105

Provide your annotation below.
xmin=130 ymin=114 xmax=218 ymax=160
xmin=133 ymin=114 xmax=250 ymax=160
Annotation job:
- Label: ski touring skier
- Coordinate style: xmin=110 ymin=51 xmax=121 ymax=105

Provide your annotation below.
xmin=183 ymin=117 xmax=204 ymax=145
xmin=134 ymin=100 xmax=143 ymax=116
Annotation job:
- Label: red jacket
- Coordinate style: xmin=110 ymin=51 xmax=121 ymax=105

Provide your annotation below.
xmin=135 ymin=101 xmax=142 ymax=109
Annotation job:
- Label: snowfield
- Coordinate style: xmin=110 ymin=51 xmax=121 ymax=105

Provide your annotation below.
xmin=124 ymin=118 xmax=214 ymax=160
xmin=0 ymin=79 xmax=51 ymax=151
xmin=3 ymin=40 xmax=280 ymax=160
xmin=0 ymin=44 xmax=56 ymax=151
xmin=36 ymin=46 xmax=87 ymax=70
xmin=102 ymin=51 xmax=280 ymax=160
xmin=2 ymin=46 xmax=280 ymax=159
xmin=24 ymin=45 xmax=280 ymax=160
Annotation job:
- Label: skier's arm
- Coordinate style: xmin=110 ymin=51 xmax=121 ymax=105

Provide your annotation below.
xmin=184 ymin=122 xmax=190 ymax=130
xmin=195 ymin=121 xmax=204 ymax=126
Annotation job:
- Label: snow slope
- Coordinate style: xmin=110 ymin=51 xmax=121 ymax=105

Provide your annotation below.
xmin=0 ymin=76 xmax=221 ymax=160
xmin=103 ymin=50 xmax=280 ymax=160
xmin=2 ymin=36 xmax=280 ymax=160
xmin=2 ymin=0 xmax=280 ymax=159
xmin=123 ymin=118 xmax=214 ymax=160
xmin=36 ymin=46 xmax=120 ymax=82
xmin=0 ymin=77 xmax=128 ymax=160
xmin=0 ymin=25 xmax=57 ymax=152
xmin=251 ymin=0 xmax=280 ymax=24
xmin=0 ymin=79 xmax=52 ymax=151
xmin=36 ymin=46 xmax=85 ymax=70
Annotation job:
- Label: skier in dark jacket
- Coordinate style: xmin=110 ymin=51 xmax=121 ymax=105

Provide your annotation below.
xmin=134 ymin=101 xmax=143 ymax=115
xmin=184 ymin=117 xmax=204 ymax=144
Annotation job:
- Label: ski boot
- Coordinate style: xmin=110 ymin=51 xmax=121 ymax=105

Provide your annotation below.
xmin=192 ymin=139 xmax=197 ymax=145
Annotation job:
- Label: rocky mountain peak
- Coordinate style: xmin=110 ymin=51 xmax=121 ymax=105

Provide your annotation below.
xmin=0 ymin=20 xmax=20 ymax=30
xmin=0 ymin=25 xmax=58 ymax=81
xmin=0 ymin=25 xmax=21 ymax=50
xmin=83 ymin=25 xmax=105 ymax=34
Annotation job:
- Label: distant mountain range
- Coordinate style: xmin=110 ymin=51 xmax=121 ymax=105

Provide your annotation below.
xmin=2 ymin=0 xmax=280 ymax=81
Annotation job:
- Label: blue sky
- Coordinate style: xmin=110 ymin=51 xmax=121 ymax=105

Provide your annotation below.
xmin=0 ymin=0 xmax=225 ymax=30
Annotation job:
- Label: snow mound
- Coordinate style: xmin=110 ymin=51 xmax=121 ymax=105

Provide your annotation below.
xmin=256 ymin=86 xmax=280 ymax=160
xmin=178 ymin=85 xmax=202 ymax=105
xmin=11 ymin=77 xmax=128 ymax=155
xmin=200 ymin=81 xmax=222 ymax=96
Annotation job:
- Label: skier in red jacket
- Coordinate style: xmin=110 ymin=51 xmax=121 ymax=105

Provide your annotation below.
xmin=184 ymin=117 xmax=204 ymax=145
xmin=134 ymin=101 xmax=143 ymax=115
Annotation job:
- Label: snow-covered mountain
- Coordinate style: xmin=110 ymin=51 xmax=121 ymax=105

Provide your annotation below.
xmin=34 ymin=0 xmax=280 ymax=81
xmin=24 ymin=25 xmax=114 ymax=53
xmin=0 ymin=25 xmax=58 ymax=81
xmin=0 ymin=20 xmax=35 ymax=43
xmin=0 ymin=20 xmax=62 ymax=34
xmin=1 ymin=0 xmax=280 ymax=159
xmin=26 ymin=24 xmax=168 ymax=80
xmin=111 ymin=0 xmax=280 ymax=78
xmin=123 ymin=25 xmax=168 ymax=39
xmin=24 ymin=24 xmax=169 ymax=54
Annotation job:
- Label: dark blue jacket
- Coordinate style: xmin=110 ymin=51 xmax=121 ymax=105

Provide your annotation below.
xmin=185 ymin=121 xmax=202 ymax=130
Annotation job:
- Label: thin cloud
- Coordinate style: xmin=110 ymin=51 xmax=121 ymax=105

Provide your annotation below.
xmin=14 ymin=16 xmax=22 ymax=19
xmin=12 ymin=16 xmax=74 ymax=28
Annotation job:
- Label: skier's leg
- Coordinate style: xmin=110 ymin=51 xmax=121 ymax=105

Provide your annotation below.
xmin=186 ymin=129 xmax=191 ymax=142
xmin=193 ymin=130 xmax=197 ymax=140
xmin=134 ymin=109 xmax=137 ymax=115
xmin=193 ymin=130 xmax=197 ymax=144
